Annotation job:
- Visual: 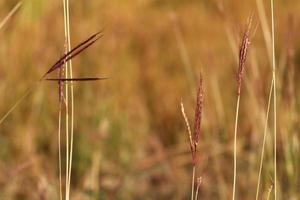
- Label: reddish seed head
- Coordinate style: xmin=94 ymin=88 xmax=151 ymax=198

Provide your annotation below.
xmin=237 ymin=15 xmax=253 ymax=95
xmin=181 ymin=75 xmax=204 ymax=167
xmin=193 ymin=74 xmax=204 ymax=148
xmin=41 ymin=31 xmax=103 ymax=80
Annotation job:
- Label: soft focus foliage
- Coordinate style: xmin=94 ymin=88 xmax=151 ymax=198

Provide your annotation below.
xmin=0 ymin=0 xmax=299 ymax=199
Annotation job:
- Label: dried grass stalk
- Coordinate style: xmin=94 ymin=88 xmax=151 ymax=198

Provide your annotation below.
xmin=232 ymin=14 xmax=253 ymax=200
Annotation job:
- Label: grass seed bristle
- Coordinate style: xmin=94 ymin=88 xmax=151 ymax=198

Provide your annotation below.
xmin=41 ymin=32 xmax=103 ymax=79
xmin=46 ymin=77 xmax=109 ymax=82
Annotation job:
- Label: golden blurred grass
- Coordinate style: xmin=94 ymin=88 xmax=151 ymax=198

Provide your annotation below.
xmin=0 ymin=0 xmax=300 ymax=199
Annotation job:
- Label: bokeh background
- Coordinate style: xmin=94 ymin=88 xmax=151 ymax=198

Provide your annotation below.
xmin=0 ymin=0 xmax=299 ymax=199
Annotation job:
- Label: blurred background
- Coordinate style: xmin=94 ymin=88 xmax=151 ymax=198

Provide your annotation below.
xmin=0 ymin=0 xmax=299 ymax=199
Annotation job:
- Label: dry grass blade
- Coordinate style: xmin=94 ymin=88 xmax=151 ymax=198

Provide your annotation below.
xmin=270 ymin=0 xmax=277 ymax=198
xmin=255 ymin=78 xmax=273 ymax=200
xmin=0 ymin=2 xmax=22 ymax=30
xmin=180 ymin=101 xmax=193 ymax=154
xmin=41 ymin=31 xmax=103 ymax=79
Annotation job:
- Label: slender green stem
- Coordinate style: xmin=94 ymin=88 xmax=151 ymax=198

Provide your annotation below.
xmin=255 ymin=78 xmax=274 ymax=200
xmin=232 ymin=95 xmax=241 ymax=200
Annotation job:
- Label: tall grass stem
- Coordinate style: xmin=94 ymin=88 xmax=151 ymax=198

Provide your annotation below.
xmin=191 ymin=166 xmax=195 ymax=200
xmin=62 ymin=0 xmax=71 ymax=198
xmin=270 ymin=0 xmax=277 ymax=198
xmin=0 ymin=2 xmax=22 ymax=30
xmin=58 ymin=102 xmax=63 ymax=200
xmin=232 ymin=95 xmax=240 ymax=200
xmin=255 ymin=78 xmax=274 ymax=200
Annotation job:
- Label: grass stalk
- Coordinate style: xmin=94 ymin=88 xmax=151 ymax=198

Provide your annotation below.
xmin=58 ymin=97 xmax=63 ymax=200
xmin=232 ymin=95 xmax=240 ymax=200
xmin=64 ymin=72 xmax=69 ymax=200
xmin=63 ymin=0 xmax=75 ymax=196
xmin=0 ymin=1 xmax=22 ymax=30
xmin=270 ymin=0 xmax=277 ymax=198
xmin=191 ymin=166 xmax=195 ymax=200
xmin=62 ymin=0 xmax=71 ymax=198
xmin=57 ymin=61 xmax=64 ymax=200
xmin=232 ymin=15 xmax=252 ymax=200
xmin=255 ymin=78 xmax=274 ymax=200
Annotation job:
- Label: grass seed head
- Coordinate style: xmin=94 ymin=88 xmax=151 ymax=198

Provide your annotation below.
xmin=193 ymin=74 xmax=204 ymax=148
xmin=237 ymin=14 xmax=253 ymax=95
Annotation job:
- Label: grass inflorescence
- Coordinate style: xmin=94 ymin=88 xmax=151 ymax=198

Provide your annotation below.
xmin=181 ymin=74 xmax=204 ymax=200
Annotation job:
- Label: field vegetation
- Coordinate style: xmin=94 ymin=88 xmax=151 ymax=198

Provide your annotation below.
xmin=0 ymin=0 xmax=299 ymax=199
